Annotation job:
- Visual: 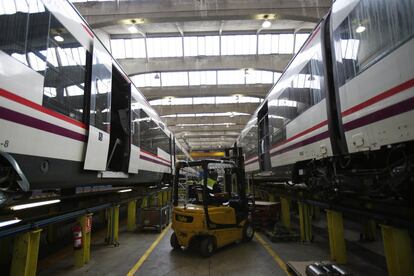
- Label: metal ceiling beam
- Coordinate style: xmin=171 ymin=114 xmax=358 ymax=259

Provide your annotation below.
xmin=170 ymin=124 xmax=245 ymax=132
xmin=164 ymin=116 xmax=250 ymax=125
xmin=153 ymin=102 xmax=259 ymax=115
xmin=119 ymin=54 xmax=292 ymax=75
xmin=141 ymin=84 xmax=272 ymax=100
xmin=175 ymin=131 xmax=240 ymax=137
xmin=74 ymin=0 xmax=331 ymax=28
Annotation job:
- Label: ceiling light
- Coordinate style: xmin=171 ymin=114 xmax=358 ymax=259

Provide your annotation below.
xmin=355 ymin=25 xmax=366 ymax=33
xmin=0 ymin=218 xmax=21 ymax=228
xmin=118 ymin=189 xmax=132 ymax=193
xmin=10 ymin=199 xmax=60 ymax=210
xmin=128 ymin=25 xmax=138 ymax=33
xmin=54 ymin=35 xmax=64 ymax=42
xmin=262 ymin=20 xmax=272 ymax=29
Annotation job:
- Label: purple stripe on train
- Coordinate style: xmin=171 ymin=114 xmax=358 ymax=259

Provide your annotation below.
xmin=140 ymin=155 xmax=170 ymax=167
xmin=0 ymin=106 xmax=86 ymax=142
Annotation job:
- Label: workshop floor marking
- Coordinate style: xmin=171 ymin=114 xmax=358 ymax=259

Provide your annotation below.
xmin=126 ymin=224 xmax=171 ymax=276
xmin=255 ymin=232 xmax=290 ymax=275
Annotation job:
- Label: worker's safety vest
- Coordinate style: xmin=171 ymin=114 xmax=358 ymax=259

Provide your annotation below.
xmin=207 ymin=178 xmax=217 ymax=190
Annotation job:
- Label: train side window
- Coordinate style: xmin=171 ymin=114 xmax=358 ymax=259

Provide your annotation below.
xmin=42 ymin=15 xmax=88 ymax=122
xmin=309 ymin=57 xmax=325 ymax=105
xmin=131 ymin=110 xmax=140 ymax=147
xmin=245 ymin=127 xmax=258 ymax=160
xmin=0 ymin=0 xmax=49 ymax=73
xmin=152 ymin=127 xmax=171 ymax=155
xmin=139 ymin=110 xmax=157 ymax=155
xmin=333 ymin=0 xmax=414 ymax=86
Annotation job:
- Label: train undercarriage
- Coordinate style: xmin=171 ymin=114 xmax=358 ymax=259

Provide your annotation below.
xmin=291 ymin=142 xmax=414 ymax=202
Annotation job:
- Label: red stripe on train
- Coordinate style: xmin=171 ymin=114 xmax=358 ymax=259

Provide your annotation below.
xmin=0 ymin=88 xmax=86 ymax=129
xmin=342 ymin=78 xmax=414 ymax=117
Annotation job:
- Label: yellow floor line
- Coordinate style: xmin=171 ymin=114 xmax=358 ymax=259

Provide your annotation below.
xmin=255 ymin=233 xmax=290 ymax=275
xmin=127 ymin=224 xmax=171 ymax=276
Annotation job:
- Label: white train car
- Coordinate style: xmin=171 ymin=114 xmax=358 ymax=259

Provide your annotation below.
xmin=237 ymin=0 xmax=414 ymax=198
xmin=0 ymin=0 xmax=187 ymax=202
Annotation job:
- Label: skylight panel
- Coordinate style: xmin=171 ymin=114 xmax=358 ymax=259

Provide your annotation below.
xmin=205 ymin=36 xmax=219 ymax=55
xmin=63 ymin=48 xmax=77 ymax=66
xmin=147 ymin=38 xmax=162 ymax=57
xmin=189 ymin=71 xmax=216 ymax=85
xmin=147 ymin=37 xmax=183 ymax=58
xmin=28 ymin=0 xmax=45 ymax=13
xmin=193 ymin=97 xmax=215 ymax=105
xmin=132 ymin=73 xmax=161 ymax=87
xmin=174 ymin=98 xmax=193 ymax=105
xmin=11 ymin=53 xmax=28 ymax=66
xmin=15 ymin=0 xmax=29 ymax=13
xmin=149 ymin=99 xmax=163 ymax=105
xmin=124 ymin=39 xmax=133 ymax=58
xmin=221 ymin=35 xmax=256 ymax=55
xmin=44 ymin=87 xmax=57 ymax=98
xmin=271 ymin=34 xmax=279 ymax=54
xmin=0 ymin=1 xmax=16 ymax=15
xmin=28 ymin=52 xmax=46 ymax=71
xmin=341 ymin=39 xmax=359 ymax=60
xmin=65 ymin=85 xmax=84 ymax=96
xmin=279 ymin=34 xmax=294 ymax=54
xmin=71 ymin=48 xmax=82 ymax=65
xmin=294 ymin=33 xmax=310 ymax=53
xmin=274 ymin=72 xmax=282 ymax=83
xmin=216 ymin=96 xmax=235 ymax=104
xmin=183 ymin=37 xmax=198 ymax=56
xmin=110 ymin=39 xmax=126 ymax=59
xmin=258 ymin=34 xmax=272 ymax=54
xmin=162 ymin=71 xmax=188 ymax=86
xmin=217 ymin=70 xmax=245 ymax=85
xmin=131 ymin=38 xmax=146 ymax=58
xmin=246 ymin=70 xmax=273 ymax=84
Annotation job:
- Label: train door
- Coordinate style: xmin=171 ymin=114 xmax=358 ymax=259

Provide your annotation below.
xmin=84 ymin=38 xmax=112 ymax=171
xmin=257 ymin=103 xmax=271 ymax=171
xmin=171 ymin=136 xmax=176 ymax=174
xmin=106 ymin=66 xmax=131 ymax=173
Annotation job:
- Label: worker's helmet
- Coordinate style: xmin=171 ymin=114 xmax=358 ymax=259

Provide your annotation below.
xmin=208 ymin=169 xmax=218 ymax=179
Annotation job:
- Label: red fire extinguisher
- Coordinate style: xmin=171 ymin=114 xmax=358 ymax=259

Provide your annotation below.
xmin=72 ymin=224 xmax=83 ymax=250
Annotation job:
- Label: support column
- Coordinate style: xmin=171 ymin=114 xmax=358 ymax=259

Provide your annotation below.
xmin=106 ymin=205 xmax=120 ymax=246
xmin=127 ymin=200 xmax=137 ymax=232
xmin=158 ymin=191 xmax=163 ymax=207
xmin=141 ymin=196 xmax=148 ymax=208
xmin=362 ymin=219 xmax=376 ymax=241
xmin=313 ymin=206 xmax=321 ymax=220
xmin=280 ymin=197 xmax=290 ymax=229
xmin=74 ymin=214 xmax=92 ymax=268
xmin=381 ymin=225 xmax=414 ymax=276
xmin=0 ymin=236 xmax=11 ymax=267
xmin=10 ymin=229 xmax=42 ymax=276
xmin=157 ymin=191 xmax=163 ymax=207
xmin=46 ymin=207 xmax=58 ymax=244
xmin=298 ymin=202 xmax=312 ymax=242
xmin=326 ymin=210 xmax=346 ymax=264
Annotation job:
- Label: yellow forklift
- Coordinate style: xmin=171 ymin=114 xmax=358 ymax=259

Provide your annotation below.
xmin=171 ymin=147 xmax=254 ymax=257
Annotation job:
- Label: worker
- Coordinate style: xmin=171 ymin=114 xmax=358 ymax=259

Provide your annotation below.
xmin=207 ymin=170 xmax=221 ymax=194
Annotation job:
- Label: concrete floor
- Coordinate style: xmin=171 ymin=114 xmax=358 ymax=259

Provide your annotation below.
xmin=38 ymin=222 xmax=387 ymax=276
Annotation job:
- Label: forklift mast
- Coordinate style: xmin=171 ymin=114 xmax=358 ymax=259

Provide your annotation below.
xmin=224 ymin=146 xmax=246 ymax=203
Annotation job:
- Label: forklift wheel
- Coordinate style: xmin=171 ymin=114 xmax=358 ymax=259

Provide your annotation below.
xmin=242 ymin=222 xmax=254 ymax=242
xmin=170 ymin=232 xmax=181 ymax=250
xmin=199 ymin=236 xmax=215 ymax=257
